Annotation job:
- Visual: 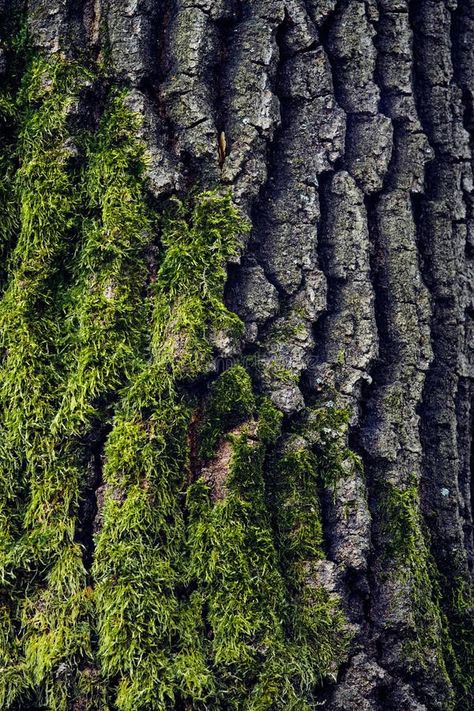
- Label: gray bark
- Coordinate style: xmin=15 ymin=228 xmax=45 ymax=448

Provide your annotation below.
xmin=1 ymin=1 xmax=474 ymax=709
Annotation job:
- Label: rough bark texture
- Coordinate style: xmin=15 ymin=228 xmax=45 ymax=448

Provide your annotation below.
xmin=0 ymin=1 xmax=474 ymax=710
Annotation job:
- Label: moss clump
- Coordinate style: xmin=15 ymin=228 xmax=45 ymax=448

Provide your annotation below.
xmin=188 ymin=368 xmax=287 ymax=709
xmin=383 ymin=483 xmax=455 ymax=706
xmin=305 ymin=404 xmax=361 ymax=491
xmin=266 ymin=363 xmax=300 ymax=385
xmin=54 ymin=89 xmax=152 ymax=432
xmin=256 ymin=396 xmax=284 ymax=446
xmin=92 ymin=193 xmax=248 ymax=710
xmin=0 ymin=56 xmax=94 ymax=710
xmin=275 ymin=444 xmax=324 ymax=565
xmin=187 ymin=435 xmax=287 ymax=708
xmin=271 ymin=410 xmax=353 ymax=703
xmin=199 ymin=364 xmax=256 ymax=458
xmin=93 ymin=399 xmax=211 ymax=711
xmin=385 ymin=485 xmax=474 ymax=706
xmin=148 ymin=191 xmax=246 ymax=387
xmin=9 ymin=87 xmax=155 ymax=710
xmin=187 ymin=371 xmax=349 ymax=709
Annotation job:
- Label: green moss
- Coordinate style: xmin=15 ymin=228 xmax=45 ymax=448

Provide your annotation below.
xmin=187 ymin=435 xmax=287 ymax=708
xmin=266 ymin=363 xmax=300 ymax=385
xmin=0 ymin=55 xmax=93 ymax=709
xmin=305 ymin=404 xmax=360 ymax=491
xmin=187 ymin=380 xmax=287 ymax=709
xmin=275 ymin=444 xmax=324 ymax=565
xmin=92 ymin=191 xmax=248 ymax=709
xmin=0 ymin=95 xmax=353 ymax=695
xmin=52 ymin=88 xmax=152 ymax=433
xmin=383 ymin=483 xmax=455 ymax=705
xmin=0 ymin=40 xmax=351 ymax=711
xmin=0 ymin=42 xmax=350 ymax=710
xmin=273 ymin=429 xmax=351 ymax=688
xmin=269 ymin=320 xmax=307 ymax=342
xmin=150 ymin=191 xmax=247 ymax=382
xmin=185 ymin=375 xmax=350 ymax=709
xmin=256 ymin=397 xmax=284 ymax=446
xmin=336 ymin=349 xmax=345 ymax=365
xmin=93 ymin=398 xmax=212 ymax=711
xmin=442 ymin=575 xmax=474 ymax=700
xmin=11 ymin=85 xmax=155 ymax=710
xmin=199 ymin=365 xmax=256 ymax=458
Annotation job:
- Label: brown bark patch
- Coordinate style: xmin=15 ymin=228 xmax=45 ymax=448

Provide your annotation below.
xmin=201 ymin=421 xmax=258 ymax=502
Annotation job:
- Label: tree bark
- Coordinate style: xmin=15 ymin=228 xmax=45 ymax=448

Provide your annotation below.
xmin=0 ymin=1 xmax=474 ymax=710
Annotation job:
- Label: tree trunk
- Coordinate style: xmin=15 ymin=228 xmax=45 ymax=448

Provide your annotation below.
xmin=0 ymin=1 xmax=473 ymax=709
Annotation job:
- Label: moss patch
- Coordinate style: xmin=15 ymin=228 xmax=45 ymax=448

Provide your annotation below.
xmin=384 ymin=484 xmax=473 ymax=709
xmin=2 ymin=38 xmax=472 ymax=711
xmin=0 ymin=55 xmax=94 ymax=710
xmin=186 ymin=376 xmax=351 ymax=709
xmin=92 ymin=194 xmax=248 ymax=710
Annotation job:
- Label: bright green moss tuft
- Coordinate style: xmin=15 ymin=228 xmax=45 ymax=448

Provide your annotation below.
xmin=13 ymin=86 xmax=155 ymax=709
xmin=188 ymin=390 xmax=287 ymax=708
xmin=149 ymin=191 xmax=248 ymax=386
xmin=0 ymin=55 xmax=93 ymax=709
xmin=186 ymin=375 xmax=350 ymax=709
xmin=199 ymin=365 xmax=256 ymax=458
xmin=272 ymin=421 xmax=351 ymax=697
xmin=306 ymin=404 xmax=361 ymax=491
xmin=276 ymin=444 xmax=324 ymax=564
xmin=52 ymin=88 xmax=152 ymax=434
xmin=93 ymin=398 xmax=211 ymax=711
xmin=92 ymin=190 xmax=249 ymax=710
xmin=187 ymin=437 xmax=287 ymax=708
xmin=256 ymin=397 xmax=284 ymax=446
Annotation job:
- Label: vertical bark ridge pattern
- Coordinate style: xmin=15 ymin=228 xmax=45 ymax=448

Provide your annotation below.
xmin=0 ymin=1 xmax=473 ymax=709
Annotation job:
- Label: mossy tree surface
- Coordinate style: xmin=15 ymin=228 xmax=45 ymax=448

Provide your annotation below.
xmin=0 ymin=8 xmax=473 ymax=710
xmin=382 ymin=483 xmax=474 ymax=709
xmin=0 ymin=44 xmax=353 ymax=710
